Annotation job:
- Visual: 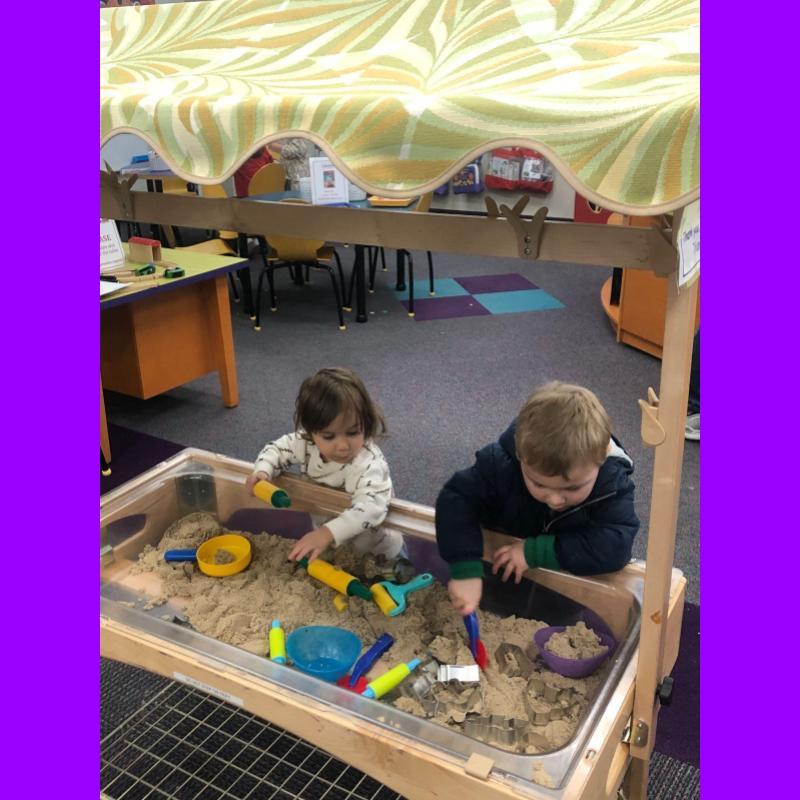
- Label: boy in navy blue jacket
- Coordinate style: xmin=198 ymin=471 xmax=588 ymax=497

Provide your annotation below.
xmin=436 ymin=382 xmax=639 ymax=615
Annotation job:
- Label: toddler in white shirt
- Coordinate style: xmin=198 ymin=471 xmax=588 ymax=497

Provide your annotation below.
xmin=246 ymin=367 xmax=403 ymax=563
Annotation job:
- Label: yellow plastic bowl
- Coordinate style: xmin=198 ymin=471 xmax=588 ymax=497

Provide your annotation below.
xmin=195 ymin=534 xmax=252 ymax=577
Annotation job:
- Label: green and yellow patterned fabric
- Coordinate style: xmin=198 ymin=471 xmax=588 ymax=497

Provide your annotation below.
xmin=101 ymin=0 xmax=698 ymax=213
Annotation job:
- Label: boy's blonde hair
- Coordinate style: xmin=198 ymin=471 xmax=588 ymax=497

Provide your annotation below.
xmin=295 ymin=367 xmax=386 ymax=441
xmin=515 ymin=382 xmax=611 ymax=478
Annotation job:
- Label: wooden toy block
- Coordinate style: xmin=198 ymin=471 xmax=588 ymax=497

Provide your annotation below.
xmin=128 ymin=236 xmax=162 ymax=264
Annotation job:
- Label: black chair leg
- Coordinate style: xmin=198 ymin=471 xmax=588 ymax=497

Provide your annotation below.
xmin=254 ymin=268 xmax=267 ymax=330
xmin=427 ymin=251 xmax=435 ymax=295
xmin=267 ymin=266 xmax=278 ymax=312
xmin=406 ymin=250 xmax=415 ymax=317
xmin=333 ymin=251 xmax=347 ymax=308
xmin=228 ymin=272 xmax=240 ymax=302
xmin=380 ymin=247 xmax=387 ymax=272
xmin=320 ymin=264 xmax=346 ymax=330
xmin=368 ymin=247 xmax=378 ymax=292
xmin=345 ymin=256 xmax=357 ymax=312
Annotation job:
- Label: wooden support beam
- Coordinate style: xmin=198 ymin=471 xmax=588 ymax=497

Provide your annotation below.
xmin=101 ymin=176 xmax=677 ymax=274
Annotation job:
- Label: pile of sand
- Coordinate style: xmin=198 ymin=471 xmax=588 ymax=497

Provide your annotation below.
xmin=128 ymin=513 xmax=603 ymax=754
xmin=545 ymin=621 xmax=609 ymax=659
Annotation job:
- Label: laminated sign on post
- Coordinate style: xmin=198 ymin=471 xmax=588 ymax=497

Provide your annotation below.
xmin=677 ymin=199 xmax=700 ymax=287
xmin=100 ymin=219 xmax=125 ymax=272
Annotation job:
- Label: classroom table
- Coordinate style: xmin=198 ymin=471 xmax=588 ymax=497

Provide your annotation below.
xmin=100 ymin=245 xmax=246 ymax=464
xmin=111 ymin=165 xmax=258 ymax=316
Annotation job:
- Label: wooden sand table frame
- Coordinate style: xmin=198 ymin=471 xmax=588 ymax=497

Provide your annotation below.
xmin=100 ymin=3 xmax=699 ymax=796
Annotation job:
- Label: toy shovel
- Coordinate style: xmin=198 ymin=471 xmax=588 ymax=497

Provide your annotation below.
xmin=464 ymin=611 xmax=489 ymax=670
xmin=336 ymin=632 xmax=395 ymax=692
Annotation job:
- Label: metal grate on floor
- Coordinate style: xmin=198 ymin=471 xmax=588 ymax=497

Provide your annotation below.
xmin=101 ymin=680 xmax=405 ymax=800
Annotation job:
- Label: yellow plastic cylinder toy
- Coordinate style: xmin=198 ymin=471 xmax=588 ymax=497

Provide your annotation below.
xmin=254 ymin=480 xmax=291 ymax=508
xmin=300 ymin=558 xmax=372 ymax=600
xmin=269 ymin=619 xmax=286 ymax=664
xmin=362 ymin=659 xmax=421 ymax=699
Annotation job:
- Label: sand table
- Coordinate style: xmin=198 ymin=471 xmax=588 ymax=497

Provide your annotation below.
xmin=545 ymin=621 xmax=609 ymax=659
xmin=129 ymin=513 xmax=603 ymax=753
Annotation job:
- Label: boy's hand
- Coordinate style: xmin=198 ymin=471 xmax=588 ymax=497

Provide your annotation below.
xmin=245 ymin=470 xmax=269 ymax=495
xmin=289 ymin=526 xmax=334 ymax=562
xmin=447 ymin=578 xmax=482 ymax=616
xmin=491 ymin=541 xmax=528 ymax=584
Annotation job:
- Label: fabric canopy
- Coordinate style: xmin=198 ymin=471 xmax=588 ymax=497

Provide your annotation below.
xmin=100 ymin=0 xmax=699 ymax=214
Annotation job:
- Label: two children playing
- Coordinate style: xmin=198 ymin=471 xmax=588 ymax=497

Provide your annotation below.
xmin=248 ymin=369 xmax=639 ymax=615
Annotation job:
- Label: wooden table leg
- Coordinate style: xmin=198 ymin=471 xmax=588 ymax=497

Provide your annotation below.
xmin=101 ymin=378 xmax=111 ymax=465
xmin=204 ymin=275 xmax=240 ymax=407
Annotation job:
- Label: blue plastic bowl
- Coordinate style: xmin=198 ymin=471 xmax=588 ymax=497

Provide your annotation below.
xmin=286 ymin=626 xmax=362 ymax=682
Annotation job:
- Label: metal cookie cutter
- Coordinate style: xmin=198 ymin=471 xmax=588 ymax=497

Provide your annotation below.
xmin=437 ymin=664 xmax=480 ymax=683
xmin=463 ymin=715 xmax=531 ymax=749
xmin=494 ymin=643 xmax=536 ymax=679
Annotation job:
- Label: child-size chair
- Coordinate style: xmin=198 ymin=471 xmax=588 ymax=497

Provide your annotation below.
xmin=254 ymin=199 xmax=347 ymax=331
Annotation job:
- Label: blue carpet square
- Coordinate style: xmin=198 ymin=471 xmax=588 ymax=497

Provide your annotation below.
xmin=472 ymin=289 xmax=564 ymax=314
xmin=393 ymin=277 xmax=468 ymax=299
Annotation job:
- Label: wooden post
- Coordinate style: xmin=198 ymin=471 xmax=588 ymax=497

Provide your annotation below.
xmin=628 ymin=257 xmax=698 ymax=797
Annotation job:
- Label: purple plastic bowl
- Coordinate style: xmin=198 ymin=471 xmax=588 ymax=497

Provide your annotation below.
xmin=533 ymin=626 xmax=616 ymax=679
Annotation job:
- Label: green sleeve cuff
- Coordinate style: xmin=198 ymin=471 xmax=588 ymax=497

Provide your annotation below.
xmin=523 ymin=535 xmax=561 ymax=570
xmin=448 ymin=560 xmax=486 ymax=580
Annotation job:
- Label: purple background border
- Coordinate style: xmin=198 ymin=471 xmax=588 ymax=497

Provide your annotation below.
xmin=701 ymin=8 xmax=794 ymax=799
xmin=3 ymin=5 xmax=96 ymax=798
xmin=11 ymin=4 xmax=791 ymax=798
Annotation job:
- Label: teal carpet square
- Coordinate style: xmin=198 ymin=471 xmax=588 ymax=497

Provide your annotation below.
xmin=393 ymin=277 xmax=469 ymax=299
xmin=472 ymin=289 xmax=564 ymax=314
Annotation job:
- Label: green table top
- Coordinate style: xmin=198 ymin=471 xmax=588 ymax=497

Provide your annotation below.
xmin=101 ymin=244 xmax=247 ymax=309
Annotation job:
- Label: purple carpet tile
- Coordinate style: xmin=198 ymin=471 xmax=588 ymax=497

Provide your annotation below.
xmin=401 ymin=294 xmax=491 ymax=321
xmin=455 ymin=273 xmax=538 ymax=294
xmin=101 ymin=423 xmax=185 ymax=495
xmin=653 ymin=602 xmax=699 ymax=767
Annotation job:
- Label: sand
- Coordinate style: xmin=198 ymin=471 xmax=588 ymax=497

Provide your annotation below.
xmin=545 ymin=621 xmax=609 ymax=659
xmin=127 ymin=512 xmax=603 ymax=754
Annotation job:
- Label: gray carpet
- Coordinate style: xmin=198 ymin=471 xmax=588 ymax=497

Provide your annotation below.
xmin=105 ymin=245 xmax=699 ymax=603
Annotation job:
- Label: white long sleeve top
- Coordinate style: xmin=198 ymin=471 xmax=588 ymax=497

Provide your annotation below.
xmin=254 ymin=432 xmax=402 ymax=558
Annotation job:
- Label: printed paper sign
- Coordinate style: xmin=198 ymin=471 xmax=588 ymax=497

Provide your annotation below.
xmin=309 ymin=156 xmax=350 ymax=205
xmin=100 ymin=219 xmax=125 ymax=272
xmin=677 ymin=199 xmax=700 ymax=287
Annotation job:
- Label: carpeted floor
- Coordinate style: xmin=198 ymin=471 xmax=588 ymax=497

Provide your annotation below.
xmin=101 ymin=426 xmax=698 ymax=799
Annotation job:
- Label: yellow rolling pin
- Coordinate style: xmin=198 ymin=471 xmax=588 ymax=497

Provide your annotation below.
xmin=361 ymin=659 xmax=422 ymax=699
xmin=269 ymin=619 xmax=286 ymax=664
xmin=298 ymin=558 xmax=372 ymax=600
xmin=253 ymin=479 xmax=291 ymax=508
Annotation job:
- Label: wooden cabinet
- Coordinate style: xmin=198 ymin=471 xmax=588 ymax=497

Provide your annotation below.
xmin=600 ymin=213 xmax=698 ymax=359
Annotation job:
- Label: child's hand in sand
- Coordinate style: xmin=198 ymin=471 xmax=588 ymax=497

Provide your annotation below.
xmin=447 ymin=577 xmax=482 ymax=616
xmin=491 ymin=540 xmax=527 ymax=584
xmin=289 ymin=526 xmax=334 ymax=562
xmin=245 ymin=470 xmax=270 ymax=495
